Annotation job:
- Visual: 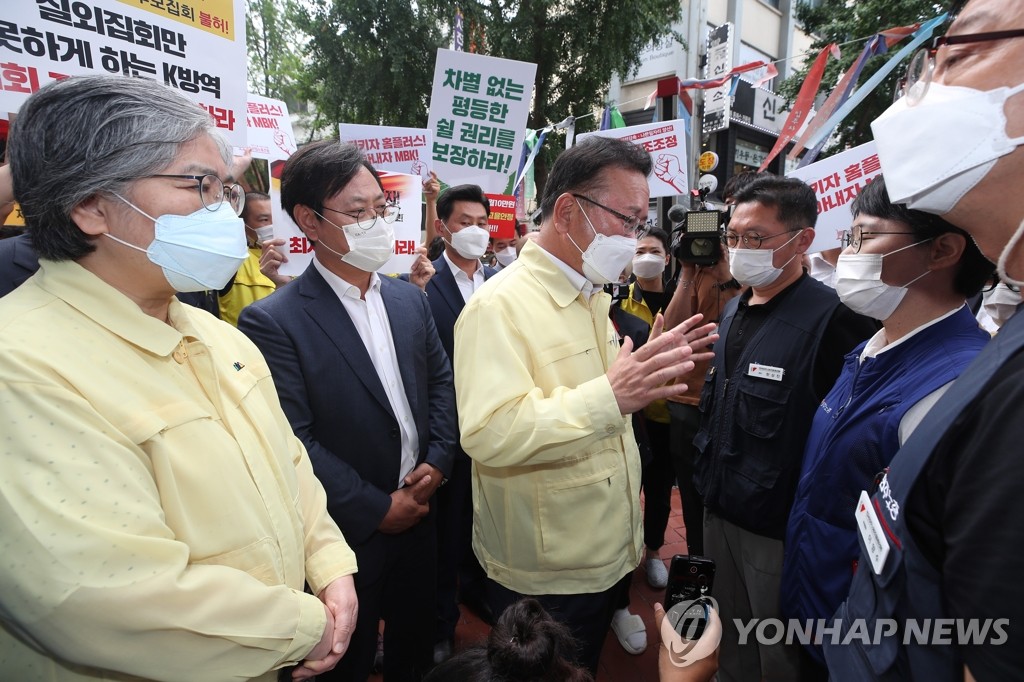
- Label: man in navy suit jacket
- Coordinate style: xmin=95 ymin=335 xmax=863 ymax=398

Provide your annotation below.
xmin=238 ymin=141 xmax=456 ymax=682
xmin=423 ymin=185 xmax=497 ymax=662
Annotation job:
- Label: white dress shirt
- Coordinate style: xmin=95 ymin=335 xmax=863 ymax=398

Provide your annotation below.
xmin=534 ymin=243 xmax=596 ymax=299
xmin=443 ymin=250 xmax=486 ymax=303
xmin=314 ymin=258 xmax=419 ymax=485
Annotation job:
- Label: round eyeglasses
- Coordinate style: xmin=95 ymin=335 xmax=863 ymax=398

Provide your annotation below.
xmin=321 ymin=203 xmax=400 ymax=227
xmin=721 ymin=229 xmax=800 ymax=250
xmin=141 ymin=174 xmax=245 ymax=215
xmin=898 ymin=28 xmax=1024 ymax=106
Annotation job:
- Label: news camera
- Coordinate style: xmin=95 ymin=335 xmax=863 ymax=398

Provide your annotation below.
xmin=669 ymin=187 xmax=730 ymax=266
xmin=603 ymin=281 xmax=630 ymax=303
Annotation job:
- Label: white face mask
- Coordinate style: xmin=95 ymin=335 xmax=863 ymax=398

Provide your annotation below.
xmin=834 ymin=239 xmax=932 ymax=320
xmin=728 ymin=230 xmax=802 ymax=288
xmin=316 ymin=212 xmax=395 ymax=272
xmin=871 ymin=81 xmax=1024 ymax=214
xmin=444 ymin=224 xmax=490 ymax=260
xmin=569 ymin=199 xmax=638 ymax=285
xmin=252 ymin=224 xmax=275 ymax=245
xmin=982 ymin=282 xmax=1023 ymax=328
xmin=109 ymin=196 xmax=248 ymax=292
xmin=494 ymin=245 xmax=517 ymax=267
xmin=632 ymin=253 xmax=667 ymax=280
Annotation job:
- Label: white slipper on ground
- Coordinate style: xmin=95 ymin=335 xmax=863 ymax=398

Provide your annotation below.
xmin=611 ymin=608 xmax=648 ymax=655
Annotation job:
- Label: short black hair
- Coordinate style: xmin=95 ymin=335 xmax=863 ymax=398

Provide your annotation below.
xmin=723 ymin=171 xmax=772 ymax=203
xmin=437 ymin=184 xmax=490 ymax=222
xmin=852 ymin=175 xmax=993 ymax=297
xmin=241 ymin=191 xmax=270 ymax=222
xmin=640 ymin=227 xmax=669 ymax=253
xmin=539 ymin=137 xmax=652 ymax=219
xmin=423 ymin=598 xmax=591 ymax=682
xmin=280 ymin=141 xmax=380 ymax=221
xmin=731 ymin=175 xmax=818 ymax=231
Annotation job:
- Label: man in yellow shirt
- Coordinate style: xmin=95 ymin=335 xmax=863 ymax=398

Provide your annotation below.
xmin=454 ymin=136 xmax=718 ymax=675
xmin=0 ymin=74 xmax=358 ymax=681
xmin=219 ymin=192 xmax=291 ymax=325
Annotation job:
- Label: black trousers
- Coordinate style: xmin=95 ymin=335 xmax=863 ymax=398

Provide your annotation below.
xmin=485 ymin=574 xmax=625 ymax=677
xmin=318 ymin=510 xmax=437 ymax=682
xmin=434 ymin=450 xmax=487 ymax=643
xmin=667 ymin=402 xmax=706 ymax=556
xmin=641 ymin=418 xmax=674 ymax=550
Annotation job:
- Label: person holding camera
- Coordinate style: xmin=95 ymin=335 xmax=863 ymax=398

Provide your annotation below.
xmin=660 ymin=171 xmax=757 ymax=559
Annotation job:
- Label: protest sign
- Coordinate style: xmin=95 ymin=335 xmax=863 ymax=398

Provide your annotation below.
xmin=578 ymin=120 xmax=691 ymax=198
xmin=485 ymin=194 xmax=516 ymax=240
xmin=426 ymin=48 xmax=536 ymax=194
xmin=787 ymin=141 xmax=882 ymax=253
xmin=278 ymin=171 xmax=422 ymax=277
xmin=244 ymin=94 xmax=306 ymax=274
xmin=339 ymin=123 xmax=433 ymax=179
xmin=1 ymin=0 xmax=247 ymax=146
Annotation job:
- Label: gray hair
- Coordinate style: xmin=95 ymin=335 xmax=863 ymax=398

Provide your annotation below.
xmin=8 ymin=74 xmax=229 ymax=261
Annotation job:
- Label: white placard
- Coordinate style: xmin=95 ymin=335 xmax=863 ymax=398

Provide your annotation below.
xmin=245 ymin=93 xmax=306 ymax=276
xmin=1 ymin=0 xmax=247 ymax=146
xmin=578 ymin=120 xmax=691 ymax=198
xmin=787 ymin=141 xmax=882 ymax=253
xmin=426 ymin=48 xmax=536 ymax=194
xmin=339 ymin=123 xmax=433 ymax=179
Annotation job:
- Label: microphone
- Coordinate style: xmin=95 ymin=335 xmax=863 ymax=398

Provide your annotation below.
xmin=667 ymin=204 xmax=688 ymax=224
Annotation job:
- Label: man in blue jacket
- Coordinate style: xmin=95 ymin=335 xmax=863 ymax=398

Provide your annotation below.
xmin=782 ymin=176 xmax=992 ymax=678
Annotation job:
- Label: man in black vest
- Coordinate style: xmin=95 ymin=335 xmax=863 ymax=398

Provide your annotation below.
xmin=693 ymin=175 xmax=876 ymax=681
xmin=826 ymin=1 xmax=1024 ymax=680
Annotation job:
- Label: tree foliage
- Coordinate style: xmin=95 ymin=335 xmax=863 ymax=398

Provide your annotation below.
xmin=779 ymin=0 xmax=947 ymax=157
xmin=294 ymin=0 xmax=684 ymax=189
xmin=246 ymin=0 xmax=306 ymax=101
xmin=295 ymin=0 xmax=448 ymax=131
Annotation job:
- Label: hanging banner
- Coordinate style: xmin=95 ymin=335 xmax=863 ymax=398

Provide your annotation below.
xmin=578 ymin=119 xmax=690 ymax=198
xmin=339 ymin=123 xmax=433 ymax=179
xmin=485 ymin=193 xmax=516 ymax=239
xmin=0 ymin=0 xmax=247 ymax=146
xmin=800 ymin=13 xmax=948 ymax=153
xmin=787 ymin=141 xmax=882 ymax=253
xmin=702 ymin=23 xmax=733 ymax=135
xmin=427 ymin=48 xmax=536 ymax=194
xmin=790 ymin=35 xmax=887 ymax=163
xmin=757 ymin=43 xmax=839 ymax=172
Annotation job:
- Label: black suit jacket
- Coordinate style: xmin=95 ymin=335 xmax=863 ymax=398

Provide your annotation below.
xmin=0 ymin=233 xmax=40 ymax=297
xmin=238 ymin=264 xmax=457 ymax=547
xmin=425 ymin=256 xmax=498 ymax=364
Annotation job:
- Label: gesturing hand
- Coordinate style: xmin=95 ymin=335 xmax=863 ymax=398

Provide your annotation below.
xmin=608 ymin=313 xmax=718 ymax=415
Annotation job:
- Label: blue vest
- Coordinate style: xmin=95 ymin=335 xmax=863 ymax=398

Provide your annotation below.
xmin=782 ymin=306 xmax=989 ymax=664
xmin=824 ymin=308 xmax=1024 ymax=681
xmin=693 ymin=275 xmax=840 ymax=539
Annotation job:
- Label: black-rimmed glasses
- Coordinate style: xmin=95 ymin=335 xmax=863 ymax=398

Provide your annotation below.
xmin=571 ymin=193 xmax=648 ymax=238
xmin=981 ymin=278 xmax=1021 ymax=294
xmin=722 ymin=229 xmax=800 ymax=250
xmin=840 ymin=229 xmax=917 ymax=253
xmin=899 ymin=28 xmax=1024 ymax=105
